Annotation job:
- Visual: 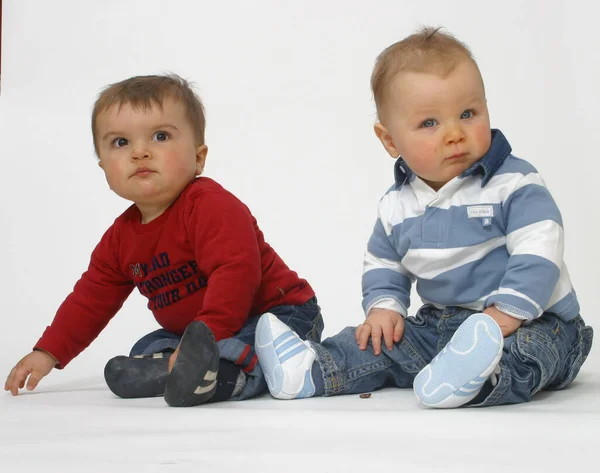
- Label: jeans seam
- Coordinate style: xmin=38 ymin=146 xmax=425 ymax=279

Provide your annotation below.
xmin=306 ymin=312 xmax=325 ymax=343
xmin=310 ymin=342 xmax=346 ymax=395
xmin=550 ymin=320 xmax=588 ymax=390
xmin=397 ymin=339 xmax=428 ymax=373
xmin=346 ymin=357 xmax=395 ymax=383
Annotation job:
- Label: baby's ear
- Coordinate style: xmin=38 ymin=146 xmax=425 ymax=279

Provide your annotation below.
xmin=374 ymin=123 xmax=399 ymax=158
xmin=195 ymin=144 xmax=208 ymax=174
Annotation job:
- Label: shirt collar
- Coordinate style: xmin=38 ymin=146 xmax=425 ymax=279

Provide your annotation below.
xmin=393 ymin=129 xmax=512 ymax=188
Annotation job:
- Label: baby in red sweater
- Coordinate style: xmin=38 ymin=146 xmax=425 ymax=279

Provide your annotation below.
xmin=5 ymin=74 xmax=323 ymax=406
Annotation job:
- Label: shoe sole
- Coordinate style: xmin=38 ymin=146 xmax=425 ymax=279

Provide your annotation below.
xmin=413 ymin=314 xmax=504 ymax=408
xmin=164 ymin=322 xmax=220 ymax=407
xmin=104 ymin=355 xmax=169 ymax=399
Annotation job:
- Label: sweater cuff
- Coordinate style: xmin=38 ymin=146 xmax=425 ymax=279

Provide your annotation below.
xmin=364 ymin=296 xmax=407 ymax=318
xmin=366 ymin=298 xmax=407 ymax=318
xmin=485 ymin=293 xmax=541 ymax=322
xmin=33 ymin=326 xmax=72 ymax=369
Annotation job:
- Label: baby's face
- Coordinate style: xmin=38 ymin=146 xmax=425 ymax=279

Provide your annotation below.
xmin=376 ymin=59 xmax=491 ymax=191
xmin=95 ymin=97 xmax=206 ymax=220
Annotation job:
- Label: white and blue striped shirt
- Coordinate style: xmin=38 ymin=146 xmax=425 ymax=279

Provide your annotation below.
xmin=363 ymin=130 xmax=579 ymax=322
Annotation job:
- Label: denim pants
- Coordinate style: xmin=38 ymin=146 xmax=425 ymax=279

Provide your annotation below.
xmin=310 ymin=305 xmax=593 ymax=407
xmin=129 ymin=297 xmax=324 ymax=400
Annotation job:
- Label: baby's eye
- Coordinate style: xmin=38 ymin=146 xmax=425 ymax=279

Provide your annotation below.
xmin=113 ymin=137 xmax=128 ymax=148
xmin=461 ymin=110 xmax=474 ymax=119
xmin=420 ymin=119 xmax=437 ymax=128
xmin=153 ymin=131 xmax=169 ymax=142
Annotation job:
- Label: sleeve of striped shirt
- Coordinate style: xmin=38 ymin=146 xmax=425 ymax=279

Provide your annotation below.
xmin=361 ymin=199 xmax=414 ymax=318
xmin=485 ymin=172 xmax=564 ymax=322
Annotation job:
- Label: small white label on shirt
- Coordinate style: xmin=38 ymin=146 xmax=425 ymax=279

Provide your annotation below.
xmin=467 ymin=205 xmax=494 ymax=218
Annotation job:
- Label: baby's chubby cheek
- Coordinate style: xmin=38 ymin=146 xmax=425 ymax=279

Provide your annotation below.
xmin=473 ymin=126 xmax=492 ymax=155
xmin=165 ymin=152 xmax=201 ymax=178
xmin=101 ymin=165 xmax=123 ymax=187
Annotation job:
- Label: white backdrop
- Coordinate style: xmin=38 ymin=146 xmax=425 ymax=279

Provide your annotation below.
xmin=1 ymin=0 xmax=598 ymax=384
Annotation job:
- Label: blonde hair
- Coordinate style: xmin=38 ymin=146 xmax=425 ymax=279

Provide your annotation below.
xmin=371 ymin=27 xmax=478 ymax=118
xmin=91 ymin=73 xmax=206 ymax=153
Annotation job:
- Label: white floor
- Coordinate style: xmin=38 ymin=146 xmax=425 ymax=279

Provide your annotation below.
xmin=1 ymin=367 xmax=598 ymax=473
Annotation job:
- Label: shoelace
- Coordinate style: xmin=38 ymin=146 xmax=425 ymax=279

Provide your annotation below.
xmin=489 ymin=364 xmax=502 ymax=387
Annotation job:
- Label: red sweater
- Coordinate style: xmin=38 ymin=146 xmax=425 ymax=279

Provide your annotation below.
xmin=35 ymin=178 xmax=314 ymax=368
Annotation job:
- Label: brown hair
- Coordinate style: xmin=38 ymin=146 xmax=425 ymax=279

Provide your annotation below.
xmin=371 ymin=27 xmax=478 ymax=119
xmin=91 ymin=73 xmax=206 ymax=153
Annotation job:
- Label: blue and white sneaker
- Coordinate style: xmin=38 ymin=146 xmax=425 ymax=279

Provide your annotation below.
xmin=255 ymin=313 xmax=317 ymax=400
xmin=413 ymin=313 xmax=504 ymax=408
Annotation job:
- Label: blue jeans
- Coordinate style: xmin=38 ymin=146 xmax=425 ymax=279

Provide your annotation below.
xmin=129 ymin=297 xmax=324 ymax=400
xmin=309 ymin=305 xmax=593 ymax=407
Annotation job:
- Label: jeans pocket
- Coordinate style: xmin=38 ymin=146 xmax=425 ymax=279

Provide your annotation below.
xmin=516 ymin=323 xmax=560 ymax=394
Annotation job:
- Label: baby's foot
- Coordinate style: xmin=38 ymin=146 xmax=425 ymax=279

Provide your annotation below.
xmin=255 ymin=313 xmax=317 ymax=399
xmin=413 ymin=313 xmax=503 ymax=408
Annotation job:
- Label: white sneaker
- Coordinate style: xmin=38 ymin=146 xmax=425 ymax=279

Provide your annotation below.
xmin=255 ymin=313 xmax=317 ymax=399
xmin=413 ymin=313 xmax=504 ymax=408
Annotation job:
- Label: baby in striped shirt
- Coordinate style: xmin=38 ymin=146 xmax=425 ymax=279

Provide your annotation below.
xmin=254 ymin=27 xmax=593 ymax=408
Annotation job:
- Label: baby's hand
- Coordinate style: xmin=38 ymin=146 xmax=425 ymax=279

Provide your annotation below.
xmin=484 ymin=306 xmax=523 ymax=337
xmin=168 ymin=343 xmax=181 ymax=373
xmin=4 ymin=350 xmax=57 ymax=396
xmin=355 ymin=308 xmax=404 ymax=355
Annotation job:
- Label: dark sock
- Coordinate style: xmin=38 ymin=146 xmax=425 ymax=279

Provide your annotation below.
xmin=311 ymin=362 xmax=325 ymax=396
xmin=467 ymin=379 xmax=495 ymax=406
xmin=208 ymin=360 xmax=247 ymax=403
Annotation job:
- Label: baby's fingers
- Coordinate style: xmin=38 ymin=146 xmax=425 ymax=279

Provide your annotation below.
xmin=4 ymin=368 xmax=15 ymax=392
xmin=370 ymin=324 xmax=383 ymax=355
xmin=8 ymin=366 xmax=30 ymax=396
xmin=393 ymin=318 xmax=405 ymax=342
xmin=357 ymin=324 xmax=372 ymax=350
xmin=355 ymin=325 xmax=363 ymax=344
xmin=381 ymin=321 xmax=396 ymax=351
xmin=168 ymin=348 xmax=180 ymax=373
xmin=26 ymin=371 xmax=43 ymax=392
